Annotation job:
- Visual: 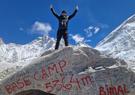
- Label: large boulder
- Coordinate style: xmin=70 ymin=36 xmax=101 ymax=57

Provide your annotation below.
xmin=0 ymin=46 xmax=134 ymax=95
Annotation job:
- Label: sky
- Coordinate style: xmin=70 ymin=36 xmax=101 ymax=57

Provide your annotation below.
xmin=0 ymin=0 xmax=135 ymax=47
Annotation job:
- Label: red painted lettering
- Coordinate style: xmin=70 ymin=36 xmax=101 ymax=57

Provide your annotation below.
xmin=109 ymin=86 xmax=118 ymax=95
xmin=63 ymin=83 xmax=72 ymax=91
xmin=52 ymin=79 xmax=62 ymax=90
xmin=34 ymin=71 xmax=39 ymax=80
xmin=81 ymin=76 xmax=92 ymax=86
xmin=48 ymin=64 xmax=59 ymax=76
xmin=99 ymin=87 xmax=106 ymax=95
xmin=58 ymin=60 xmax=67 ymax=72
xmin=5 ymin=85 xmax=12 ymax=94
xmin=123 ymin=84 xmax=128 ymax=93
xmin=70 ymin=75 xmax=81 ymax=89
xmin=11 ymin=82 xmax=18 ymax=92
xmin=118 ymin=85 xmax=124 ymax=95
xmin=23 ymin=78 xmax=31 ymax=86
xmin=42 ymin=66 xmax=49 ymax=80
xmin=99 ymin=85 xmax=128 ymax=95
xmin=45 ymin=82 xmax=53 ymax=93
xmin=16 ymin=79 xmax=25 ymax=89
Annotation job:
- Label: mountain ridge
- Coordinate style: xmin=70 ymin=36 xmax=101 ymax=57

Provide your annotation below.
xmin=96 ymin=14 xmax=135 ymax=71
xmin=97 ymin=14 xmax=135 ymax=46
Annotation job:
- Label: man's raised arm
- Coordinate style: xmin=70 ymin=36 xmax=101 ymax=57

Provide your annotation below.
xmin=69 ymin=6 xmax=78 ymax=20
xmin=50 ymin=5 xmax=59 ymax=19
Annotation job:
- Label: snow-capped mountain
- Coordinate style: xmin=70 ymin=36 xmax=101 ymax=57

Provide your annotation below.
xmin=1 ymin=35 xmax=81 ymax=80
xmin=96 ymin=14 xmax=135 ymax=71
xmin=0 ymin=36 xmax=57 ymax=73
xmin=0 ymin=38 xmax=4 ymax=45
xmin=0 ymin=36 xmax=56 ymax=63
xmin=0 ymin=34 xmax=90 ymax=79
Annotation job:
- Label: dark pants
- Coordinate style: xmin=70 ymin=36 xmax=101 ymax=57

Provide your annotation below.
xmin=55 ymin=29 xmax=68 ymax=50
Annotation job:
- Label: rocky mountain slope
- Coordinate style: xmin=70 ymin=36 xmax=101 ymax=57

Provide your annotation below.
xmin=0 ymin=36 xmax=88 ymax=81
xmin=0 ymin=36 xmax=56 ymax=80
xmin=0 ymin=46 xmax=134 ymax=95
xmin=96 ymin=14 xmax=135 ymax=71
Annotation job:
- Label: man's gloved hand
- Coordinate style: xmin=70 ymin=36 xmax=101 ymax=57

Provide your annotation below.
xmin=50 ymin=4 xmax=53 ymax=9
xmin=76 ymin=5 xmax=79 ymax=10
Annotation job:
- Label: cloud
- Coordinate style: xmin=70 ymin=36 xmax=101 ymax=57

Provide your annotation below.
xmin=19 ymin=27 xmax=24 ymax=31
xmin=84 ymin=26 xmax=100 ymax=37
xmin=70 ymin=34 xmax=84 ymax=43
xmin=94 ymin=27 xmax=100 ymax=34
xmin=31 ymin=21 xmax=52 ymax=36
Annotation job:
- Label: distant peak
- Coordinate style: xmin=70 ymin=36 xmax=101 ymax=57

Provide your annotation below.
xmin=0 ymin=38 xmax=4 ymax=45
xmin=125 ymin=14 xmax=135 ymax=24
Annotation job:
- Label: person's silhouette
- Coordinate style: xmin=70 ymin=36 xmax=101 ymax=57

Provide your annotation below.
xmin=50 ymin=5 xmax=78 ymax=49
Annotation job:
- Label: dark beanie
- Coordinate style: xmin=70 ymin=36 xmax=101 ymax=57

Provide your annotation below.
xmin=62 ymin=10 xmax=67 ymax=13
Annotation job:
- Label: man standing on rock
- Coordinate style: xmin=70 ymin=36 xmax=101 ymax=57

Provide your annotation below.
xmin=50 ymin=5 xmax=78 ymax=50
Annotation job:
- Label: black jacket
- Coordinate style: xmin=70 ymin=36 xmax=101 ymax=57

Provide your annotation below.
xmin=51 ymin=8 xmax=77 ymax=30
